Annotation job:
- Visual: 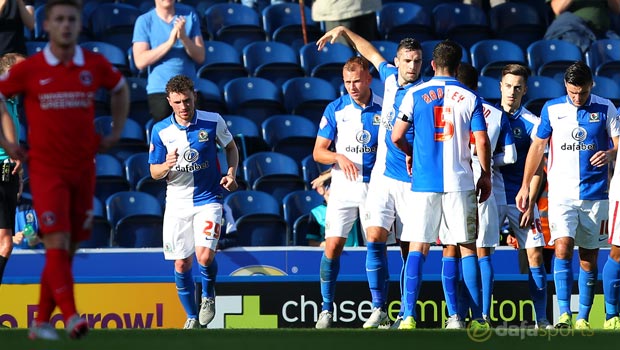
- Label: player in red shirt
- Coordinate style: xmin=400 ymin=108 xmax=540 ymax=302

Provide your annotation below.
xmin=0 ymin=0 xmax=129 ymax=340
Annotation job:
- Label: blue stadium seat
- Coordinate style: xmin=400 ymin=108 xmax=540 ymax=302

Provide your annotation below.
xmin=25 ymin=41 xmax=46 ymax=56
xmin=203 ymin=3 xmax=266 ymax=51
xmin=300 ymin=154 xmax=331 ymax=189
xmin=126 ymin=77 xmax=151 ymax=127
xmin=106 ymin=191 xmax=163 ymax=248
xmin=527 ymin=40 xmax=583 ymax=84
xmin=135 ymin=177 xmax=166 ymax=210
xmin=88 ymin=3 xmax=141 ymax=51
xmin=488 ymin=2 xmax=546 ymax=52
xmin=261 ymin=115 xmax=317 ymax=165
xmin=470 ymin=40 xmax=526 ymax=80
xmin=223 ymin=114 xmax=268 ymax=162
xmin=223 ymin=190 xmax=288 ymax=246
xmin=592 ymin=76 xmax=620 ymax=106
xmin=585 ymin=39 xmax=620 ymax=83
xmin=223 ymin=77 xmax=285 ymax=126
xmin=421 ymin=40 xmax=469 ymax=79
xmin=124 ymin=152 xmax=150 ymax=190
xmin=432 ymin=3 xmax=491 ymax=50
xmin=477 ymin=76 xmax=501 ymax=105
xmin=292 ymin=213 xmax=312 ymax=246
xmin=377 ymin=2 xmax=435 ymax=43
xmin=369 ymin=40 xmax=398 ymax=78
xmin=299 ymin=42 xmax=356 ymax=91
xmin=243 ymin=151 xmax=305 ymax=201
xmin=95 ymin=154 xmax=131 ymax=204
xmin=282 ymin=77 xmax=338 ymax=125
xmin=81 ymin=41 xmax=130 ymax=76
xmin=196 ymin=41 xmax=247 ymax=89
xmin=282 ymin=190 xmax=324 ymax=235
xmin=194 ymin=78 xmax=227 ymax=115
xmin=94 ymin=116 xmax=148 ymax=161
xmin=80 ymin=197 xmax=112 ymax=248
xmin=523 ymin=76 xmax=565 ymax=117
xmin=33 ymin=5 xmax=46 ymax=41
xmin=261 ymin=3 xmax=323 ymax=51
xmin=242 ymin=41 xmax=305 ymax=87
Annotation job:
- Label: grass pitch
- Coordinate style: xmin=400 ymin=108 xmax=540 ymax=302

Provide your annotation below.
xmin=1 ymin=328 xmax=615 ymax=350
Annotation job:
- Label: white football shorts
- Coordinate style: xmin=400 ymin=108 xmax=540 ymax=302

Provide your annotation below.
xmin=163 ymin=202 xmax=222 ymax=260
xmin=548 ymin=199 xmax=609 ymax=249
xmin=497 ymin=204 xmax=545 ymax=249
xmin=363 ymin=174 xmax=410 ymax=242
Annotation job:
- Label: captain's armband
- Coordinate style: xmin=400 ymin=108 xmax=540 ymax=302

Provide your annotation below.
xmin=398 ymin=112 xmax=411 ymax=123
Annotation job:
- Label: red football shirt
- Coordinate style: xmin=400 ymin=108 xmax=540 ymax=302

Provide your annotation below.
xmin=0 ymin=45 xmax=124 ymax=168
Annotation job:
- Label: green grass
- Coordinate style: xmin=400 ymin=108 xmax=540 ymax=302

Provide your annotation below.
xmin=1 ymin=328 xmax=617 ymax=350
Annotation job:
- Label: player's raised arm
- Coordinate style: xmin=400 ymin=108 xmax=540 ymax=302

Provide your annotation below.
xmin=316 ymin=26 xmax=386 ymax=69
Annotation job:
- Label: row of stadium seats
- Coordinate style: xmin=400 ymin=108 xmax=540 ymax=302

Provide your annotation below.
xmin=84 ymin=189 xmax=328 ymax=248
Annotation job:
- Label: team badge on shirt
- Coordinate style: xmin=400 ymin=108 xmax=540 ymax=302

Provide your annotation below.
xmin=79 ymin=70 xmax=93 ymax=86
xmin=589 ymin=113 xmax=600 ymax=122
xmin=198 ymin=130 xmax=209 ymax=142
xmin=372 ymin=114 xmax=381 ymax=125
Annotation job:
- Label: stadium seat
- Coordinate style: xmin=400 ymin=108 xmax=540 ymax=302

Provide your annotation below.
xmin=194 ymin=78 xmax=227 ymax=115
xmin=369 ymin=41 xmax=398 ymax=78
xmin=282 ymin=190 xmax=324 ymax=236
xmin=421 ymin=40 xmax=469 ymax=79
xmin=223 ymin=190 xmax=289 ymax=246
xmin=585 ymin=39 xmax=620 ymax=83
xmin=243 ymin=151 xmax=305 ymax=201
xmin=301 ymin=154 xmax=331 ymax=189
xmin=88 ymin=3 xmax=141 ymax=51
xmin=292 ymin=213 xmax=312 ymax=246
xmin=106 ymin=191 xmax=163 ymax=248
xmin=592 ymin=76 xmax=620 ymax=106
xmin=223 ymin=77 xmax=285 ymax=126
xmin=203 ymin=3 xmax=266 ymax=51
xmin=470 ymin=40 xmax=526 ymax=80
xmin=135 ymin=177 xmax=166 ymax=210
xmin=261 ymin=2 xmax=323 ymax=51
xmin=488 ymin=2 xmax=546 ymax=52
xmin=261 ymin=114 xmax=317 ymax=165
xmin=523 ymin=76 xmax=565 ymax=116
xmin=95 ymin=154 xmax=131 ymax=204
xmin=94 ymin=116 xmax=148 ymax=161
xmin=81 ymin=41 xmax=130 ymax=76
xmin=527 ymin=40 xmax=583 ymax=84
xmin=126 ymin=77 xmax=151 ymax=127
xmin=33 ymin=5 xmax=46 ymax=41
xmin=299 ymin=42 xmax=356 ymax=91
xmin=80 ymin=197 xmax=112 ymax=248
xmin=196 ymin=41 xmax=247 ymax=89
xmin=25 ymin=41 xmax=46 ymax=56
xmin=476 ymin=76 xmax=501 ymax=105
xmin=377 ymin=2 xmax=435 ymax=43
xmin=124 ymin=152 xmax=150 ymax=191
xmin=242 ymin=41 xmax=305 ymax=87
xmin=432 ymin=2 xmax=491 ymax=50
xmin=282 ymin=77 xmax=338 ymax=125
xmin=223 ymin=114 xmax=268 ymax=162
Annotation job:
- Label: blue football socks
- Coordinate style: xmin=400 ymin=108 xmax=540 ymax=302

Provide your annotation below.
xmin=577 ymin=267 xmax=596 ymax=321
xmin=554 ymin=257 xmax=573 ymax=315
xmin=529 ymin=265 xmax=547 ymax=322
xmin=461 ymin=255 xmax=482 ymax=319
xmin=479 ymin=256 xmax=494 ymax=318
xmin=442 ymin=256 xmax=459 ymax=316
xmin=366 ymin=242 xmax=387 ymax=309
xmin=174 ymin=270 xmax=197 ymax=319
xmin=199 ymin=259 xmax=218 ymax=299
xmin=403 ymin=251 xmax=425 ymax=319
xmin=398 ymin=254 xmax=406 ymax=318
xmin=603 ymin=255 xmax=620 ymax=320
xmin=320 ymin=253 xmax=340 ymax=312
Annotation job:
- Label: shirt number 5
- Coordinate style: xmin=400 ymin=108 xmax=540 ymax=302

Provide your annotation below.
xmin=434 ymin=106 xmax=454 ymax=142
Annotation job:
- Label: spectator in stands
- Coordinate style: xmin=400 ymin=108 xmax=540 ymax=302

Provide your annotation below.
xmin=544 ymin=0 xmax=620 ymax=53
xmin=0 ymin=52 xmax=24 ymax=291
xmin=306 ymin=172 xmax=362 ymax=248
xmin=313 ymin=56 xmax=381 ymax=329
xmin=311 ymin=0 xmax=380 ymax=46
xmin=132 ymin=0 xmax=205 ymax=122
xmin=0 ymin=0 xmax=34 ymax=56
xmin=13 ymin=194 xmax=42 ymax=249
xmin=149 ymin=75 xmax=239 ymax=329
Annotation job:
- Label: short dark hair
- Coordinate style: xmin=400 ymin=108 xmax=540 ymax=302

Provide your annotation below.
xmin=45 ymin=0 xmax=82 ymax=19
xmin=432 ymin=40 xmax=462 ymax=74
xmin=343 ymin=56 xmax=370 ymax=72
xmin=456 ymin=62 xmax=478 ymax=91
xmin=564 ymin=61 xmax=593 ymax=86
xmin=501 ymin=64 xmax=531 ymax=82
xmin=396 ymin=38 xmax=422 ymax=57
xmin=166 ymin=75 xmax=195 ymax=96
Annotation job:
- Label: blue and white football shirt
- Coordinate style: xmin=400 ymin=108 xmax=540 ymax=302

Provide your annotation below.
xmin=149 ymin=110 xmax=234 ymax=206
xmin=398 ymin=76 xmax=487 ymax=192
xmin=538 ymin=94 xmax=619 ymax=201
xmin=499 ymin=106 xmax=540 ymax=205
xmin=372 ymin=62 xmax=419 ymax=182
xmin=317 ymin=93 xmax=383 ymax=183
